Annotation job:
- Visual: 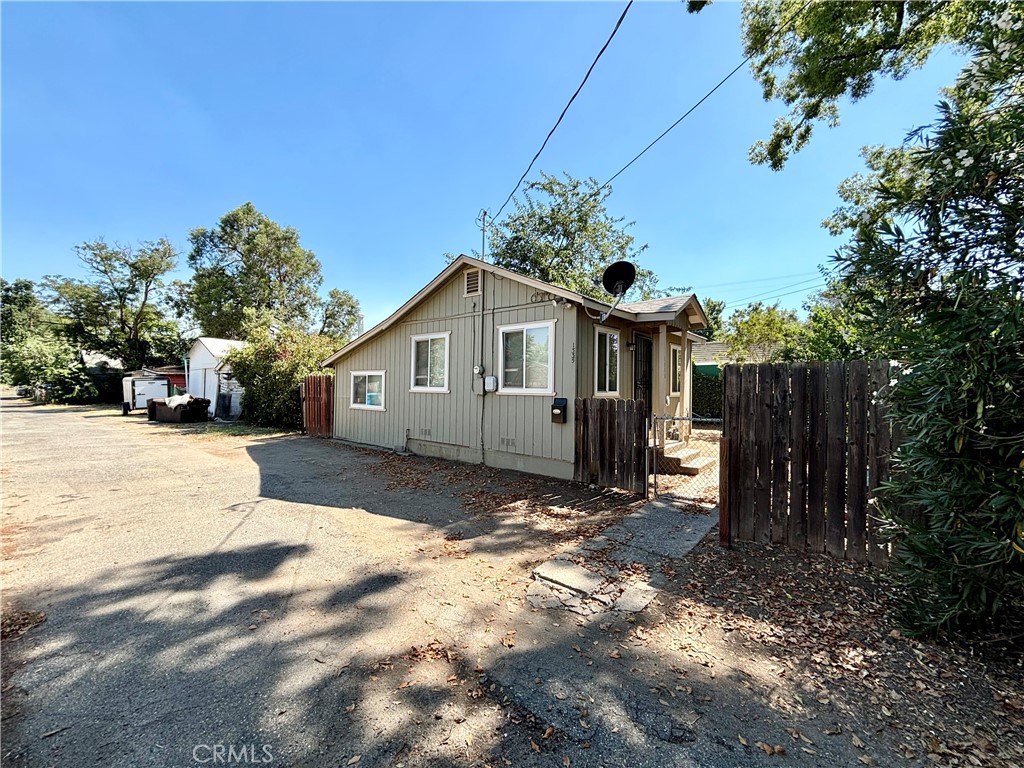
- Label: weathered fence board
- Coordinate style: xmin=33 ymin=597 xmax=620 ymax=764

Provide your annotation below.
xmin=573 ymin=398 xmax=646 ymax=494
xmin=301 ymin=375 xmax=334 ymax=438
xmin=738 ymin=365 xmax=757 ymax=541
xmin=721 ymin=360 xmax=900 ymax=563
xmin=825 ymin=361 xmax=848 ymax=558
xmin=723 ymin=367 xmax=742 ymax=543
xmin=788 ymin=362 xmax=808 ymax=546
xmin=770 ymin=363 xmax=791 ymax=545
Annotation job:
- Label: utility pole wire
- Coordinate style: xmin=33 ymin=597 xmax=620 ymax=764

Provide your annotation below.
xmin=491 ymin=0 xmax=634 ymax=223
xmin=599 ymin=0 xmax=813 ymax=190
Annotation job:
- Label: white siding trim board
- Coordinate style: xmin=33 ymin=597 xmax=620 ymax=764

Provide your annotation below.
xmin=409 ymin=331 xmax=451 ymax=393
xmin=351 ymin=370 xmax=387 ymax=411
xmin=496 ymin=319 xmax=556 ymax=396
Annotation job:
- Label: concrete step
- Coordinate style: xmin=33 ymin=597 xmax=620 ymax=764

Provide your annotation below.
xmin=655 ymin=454 xmax=717 ymax=476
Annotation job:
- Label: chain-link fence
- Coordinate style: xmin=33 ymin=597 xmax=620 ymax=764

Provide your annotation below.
xmin=651 ymin=416 xmax=722 ymax=506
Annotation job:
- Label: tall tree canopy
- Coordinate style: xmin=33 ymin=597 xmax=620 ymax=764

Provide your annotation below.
xmin=487 ymin=173 xmax=665 ymax=301
xmin=43 ymin=239 xmax=180 ymax=371
xmin=721 ymin=301 xmax=802 ymax=363
xmin=691 ymin=0 xmax=998 ymax=170
xmin=181 ymin=203 xmax=325 ymax=338
xmin=1 ymin=279 xmax=53 ymax=344
xmin=833 ymin=6 xmax=1024 ymax=634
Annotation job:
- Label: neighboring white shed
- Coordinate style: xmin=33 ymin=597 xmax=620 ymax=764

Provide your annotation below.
xmin=186 ymin=337 xmax=247 ymax=417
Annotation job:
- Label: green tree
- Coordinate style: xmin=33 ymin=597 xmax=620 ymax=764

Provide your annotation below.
xmin=692 ymin=0 xmax=997 ymax=170
xmin=43 ymin=239 xmax=179 ymax=371
xmin=181 ymin=203 xmax=325 ymax=338
xmin=692 ymin=296 xmax=725 ymax=340
xmin=317 ymin=288 xmax=361 ymax=342
xmin=486 ymin=173 xmax=665 ymax=301
xmin=721 ymin=301 xmax=802 ymax=363
xmin=225 ymin=311 xmax=339 ymax=429
xmin=835 ymin=6 xmax=1024 ymax=635
xmin=1 ymin=279 xmax=55 ymax=344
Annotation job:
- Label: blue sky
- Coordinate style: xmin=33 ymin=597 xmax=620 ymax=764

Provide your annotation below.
xmin=2 ymin=2 xmax=964 ymax=329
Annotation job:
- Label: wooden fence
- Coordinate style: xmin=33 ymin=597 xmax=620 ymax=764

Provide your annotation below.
xmin=301 ymin=375 xmax=334 ymax=438
xmin=573 ymin=398 xmax=647 ymax=495
xmin=721 ymin=360 xmax=898 ymax=564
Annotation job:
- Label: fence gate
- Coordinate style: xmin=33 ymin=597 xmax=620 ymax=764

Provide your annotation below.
xmin=301 ymin=375 xmax=334 ymax=438
xmin=573 ymin=398 xmax=648 ymax=495
xmin=721 ymin=360 xmax=899 ymax=564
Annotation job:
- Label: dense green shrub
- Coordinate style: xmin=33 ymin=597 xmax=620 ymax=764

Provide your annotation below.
xmin=226 ymin=324 xmax=338 ymax=429
xmin=1 ymin=335 xmax=98 ymax=403
xmin=838 ymin=9 xmax=1024 ymax=635
xmin=691 ymin=368 xmax=722 ymax=419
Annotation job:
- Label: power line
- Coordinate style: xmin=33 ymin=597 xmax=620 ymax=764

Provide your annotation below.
xmin=698 ymin=270 xmax=821 ymax=291
xmin=598 ymin=0 xmax=813 ymax=190
xmin=491 ymin=0 xmax=634 ymax=223
xmin=728 ymin=282 xmax=829 ymax=310
xmin=724 ymin=273 xmax=831 ymax=306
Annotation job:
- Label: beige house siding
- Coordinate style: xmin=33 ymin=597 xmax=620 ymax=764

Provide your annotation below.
xmin=333 ymin=268 xmax=578 ymax=478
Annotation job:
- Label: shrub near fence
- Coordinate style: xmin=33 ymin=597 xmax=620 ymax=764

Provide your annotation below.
xmin=721 ymin=360 xmax=899 ymax=564
xmin=691 ymin=369 xmax=723 ymax=419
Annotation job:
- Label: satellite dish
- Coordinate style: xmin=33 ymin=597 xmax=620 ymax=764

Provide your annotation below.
xmin=602 ymin=261 xmax=636 ymax=298
xmin=598 ymin=261 xmax=636 ymax=322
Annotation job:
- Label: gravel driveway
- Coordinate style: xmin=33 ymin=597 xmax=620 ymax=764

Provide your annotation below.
xmin=3 ymin=396 xmax=923 ymax=768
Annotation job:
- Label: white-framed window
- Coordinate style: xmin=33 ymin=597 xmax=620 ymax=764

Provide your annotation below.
xmin=594 ymin=326 xmax=620 ymax=397
xmin=351 ymin=370 xmax=385 ymax=410
xmin=410 ymin=332 xmax=450 ymax=392
xmin=498 ymin=320 xmax=555 ymax=395
xmin=464 ymin=268 xmax=481 ymax=297
xmin=670 ymin=345 xmax=681 ymax=395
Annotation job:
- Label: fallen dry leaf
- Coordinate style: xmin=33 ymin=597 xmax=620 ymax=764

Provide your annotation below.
xmin=543 ymin=726 xmax=555 ymax=740
xmin=530 ymin=740 xmax=540 ymax=753
xmin=738 ymin=735 xmax=748 ymax=747
xmin=852 ymin=734 xmax=865 ymax=749
xmin=347 ymin=757 xmax=361 ymax=766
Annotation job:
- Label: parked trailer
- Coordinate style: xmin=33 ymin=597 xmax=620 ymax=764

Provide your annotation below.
xmin=122 ymin=376 xmax=170 ymax=414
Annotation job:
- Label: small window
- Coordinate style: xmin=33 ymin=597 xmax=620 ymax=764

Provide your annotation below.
xmin=351 ymin=370 xmax=385 ymax=410
xmin=670 ymin=345 xmax=681 ymax=395
xmin=498 ymin=320 xmax=554 ymax=394
xmin=464 ymin=268 xmax=481 ymax=296
xmin=411 ymin=332 xmax=450 ymax=392
xmin=595 ymin=327 xmax=619 ymax=396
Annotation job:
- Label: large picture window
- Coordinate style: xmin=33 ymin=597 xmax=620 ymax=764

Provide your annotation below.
xmin=410 ymin=332 xmax=450 ymax=392
xmin=595 ymin=327 xmax=619 ymax=396
xmin=498 ymin=320 xmax=554 ymax=394
xmin=670 ymin=345 xmax=681 ymax=395
xmin=351 ymin=371 xmax=385 ymax=410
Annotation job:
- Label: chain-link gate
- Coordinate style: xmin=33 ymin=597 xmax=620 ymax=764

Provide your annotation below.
xmin=651 ymin=416 xmax=722 ymax=506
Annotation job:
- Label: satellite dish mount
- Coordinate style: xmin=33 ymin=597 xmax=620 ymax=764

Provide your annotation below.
xmin=599 ymin=261 xmax=636 ymax=323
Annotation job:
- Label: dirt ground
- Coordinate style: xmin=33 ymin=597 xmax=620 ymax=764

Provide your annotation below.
xmin=2 ymin=396 xmax=1022 ymax=767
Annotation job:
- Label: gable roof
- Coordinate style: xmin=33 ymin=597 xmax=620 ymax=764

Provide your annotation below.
xmin=323 ymin=255 xmax=708 ymax=366
xmin=190 ymin=337 xmax=246 ymax=361
xmin=619 ymin=295 xmax=696 ymax=314
xmin=691 ymin=340 xmax=730 ymax=366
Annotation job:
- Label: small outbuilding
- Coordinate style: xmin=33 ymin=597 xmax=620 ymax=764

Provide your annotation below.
xmin=186 ymin=337 xmax=247 ymax=418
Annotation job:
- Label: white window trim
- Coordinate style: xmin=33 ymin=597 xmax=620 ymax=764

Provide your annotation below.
xmin=497 ymin=319 xmax=556 ymax=396
xmin=409 ymin=331 xmax=451 ymax=393
xmin=594 ymin=325 xmax=620 ymax=398
xmin=350 ymin=370 xmax=386 ymax=411
xmin=670 ymin=344 xmax=681 ymax=396
xmin=463 ymin=268 xmax=482 ymax=297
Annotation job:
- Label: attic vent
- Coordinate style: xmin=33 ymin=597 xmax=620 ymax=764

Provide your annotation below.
xmin=464 ymin=268 xmax=481 ymax=296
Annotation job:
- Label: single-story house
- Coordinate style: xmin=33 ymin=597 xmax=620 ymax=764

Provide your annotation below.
xmin=186 ymin=337 xmax=246 ymax=418
xmin=322 ymin=255 xmax=708 ymax=481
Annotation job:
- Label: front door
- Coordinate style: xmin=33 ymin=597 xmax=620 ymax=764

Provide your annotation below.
xmin=632 ymin=334 xmax=652 ymax=414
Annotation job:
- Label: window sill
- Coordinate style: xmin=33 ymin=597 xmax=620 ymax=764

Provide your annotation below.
xmin=594 ymin=392 xmax=620 ymax=398
xmin=409 ymin=388 xmax=450 ymax=394
xmin=350 ymin=404 xmax=386 ymax=411
xmin=496 ymin=389 xmax=556 ymax=396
